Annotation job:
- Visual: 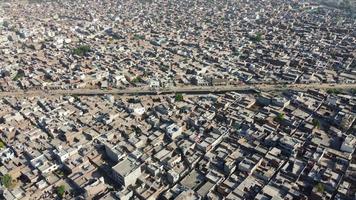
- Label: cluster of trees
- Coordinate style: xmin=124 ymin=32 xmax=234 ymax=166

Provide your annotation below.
xmin=327 ymin=88 xmax=356 ymax=95
xmin=1 ymin=174 xmax=14 ymax=189
xmin=13 ymin=70 xmax=25 ymax=81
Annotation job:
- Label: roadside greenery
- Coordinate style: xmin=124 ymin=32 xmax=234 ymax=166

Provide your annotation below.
xmin=175 ymin=93 xmax=184 ymax=101
xmin=326 ymin=88 xmax=341 ymax=94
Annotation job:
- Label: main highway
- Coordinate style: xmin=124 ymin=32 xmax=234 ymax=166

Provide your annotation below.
xmin=0 ymin=83 xmax=355 ymax=98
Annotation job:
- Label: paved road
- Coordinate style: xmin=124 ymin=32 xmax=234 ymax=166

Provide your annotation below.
xmin=0 ymin=83 xmax=355 ymax=97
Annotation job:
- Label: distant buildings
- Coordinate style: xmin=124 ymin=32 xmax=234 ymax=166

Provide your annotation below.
xmin=0 ymin=0 xmax=354 ymax=199
xmin=0 ymin=0 xmax=354 ymax=92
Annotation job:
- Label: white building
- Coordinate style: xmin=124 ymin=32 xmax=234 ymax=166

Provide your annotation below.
xmin=149 ymin=79 xmax=160 ymax=88
xmin=165 ymin=123 xmax=183 ymax=139
xmin=112 ymin=157 xmax=142 ymax=187
xmin=341 ymin=135 xmax=355 ymax=153
xmin=0 ymin=148 xmax=14 ymax=163
xmin=30 ymin=154 xmax=59 ymax=174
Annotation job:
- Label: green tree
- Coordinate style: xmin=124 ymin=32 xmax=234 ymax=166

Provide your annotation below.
xmin=315 ymin=183 xmax=325 ymax=193
xmin=312 ymin=118 xmax=321 ymax=129
xmin=72 ymin=45 xmax=91 ymax=56
xmin=56 ymin=185 xmax=65 ymax=198
xmin=175 ymin=93 xmax=184 ymax=101
xmin=13 ymin=71 xmax=25 ymax=81
xmin=350 ymin=88 xmax=356 ymax=95
xmin=131 ymin=76 xmax=142 ymax=83
xmin=0 ymin=141 xmax=5 ymax=149
xmin=1 ymin=174 xmax=13 ymax=188
xmin=250 ymin=32 xmax=263 ymax=43
xmin=275 ymin=113 xmax=285 ymax=122
xmin=2 ymin=21 xmax=9 ymax=28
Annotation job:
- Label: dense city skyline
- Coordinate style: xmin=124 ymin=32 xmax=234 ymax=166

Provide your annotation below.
xmin=0 ymin=0 xmax=355 ymax=199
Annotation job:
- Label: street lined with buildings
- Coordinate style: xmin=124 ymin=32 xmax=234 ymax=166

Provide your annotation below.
xmin=0 ymin=83 xmax=355 ymax=97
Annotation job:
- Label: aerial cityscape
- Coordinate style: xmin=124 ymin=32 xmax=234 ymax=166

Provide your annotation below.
xmin=0 ymin=0 xmax=355 ymax=199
